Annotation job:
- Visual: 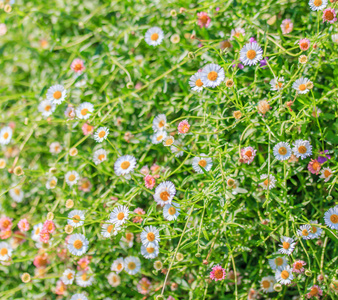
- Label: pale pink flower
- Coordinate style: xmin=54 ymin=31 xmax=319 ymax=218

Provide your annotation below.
xmin=133 ymin=208 xmax=145 ymax=223
xmin=33 ymin=253 xmax=49 ymax=268
xmin=178 ymin=120 xmax=190 ymax=134
xmin=43 ymin=220 xmax=55 ymax=233
xmin=240 ymin=147 xmax=256 ymax=164
xmin=18 ymin=218 xmax=30 ymax=232
xmin=323 ymin=8 xmax=337 ymax=24
xmin=64 ymin=106 xmax=76 ymax=119
xmin=197 ymin=12 xmax=211 ymax=28
xmin=167 ymin=296 xmax=175 ymax=300
xmin=78 ymin=177 xmax=92 ymax=192
xmin=12 ymin=230 xmax=26 ymax=247
xmin=292 ymin=260 xmax=306 ymax=274
xmin=307 ymin=285 xmax=323 ymax=299
xmin=71 ymin=58 xmax=85 ymax=74
xmin=0 ymin=216 xmax=13 ymax=231
xmin=144 ymin=175 xmax=156 ymax=189
xmin=82 ymin=123 xmax=94 ymax=135
xmin=55 ymin=280 xmax=67 ymax=295
xmin=77 ymin=256 xmax=90 ymax=271
xmin=227 ymin=270 xmax=242 ymax=285
xmin=39 ymin=229 xmax=50 ymax=243
xmin=0 ymin=230 xmax=12 ymax=240
xmin=209 ymin=265 xmax=226 ymax=281
xmin=151 ymin=163 xmax=161 ymax=174
xmin=137 ymin=277 xmax=152 ymax=295
xmin=308 ymin=159 xmax=321 ymax=175
xmin=281 ymin=19 xmax=293 ymax=34
xmin=299 ymin=38 xmax=310 ymax=51
xmin=140 ymin=165 xmax=150 ymax=176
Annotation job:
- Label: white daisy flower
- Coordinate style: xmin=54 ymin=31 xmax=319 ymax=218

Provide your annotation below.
xmin=67 ymin=210 xmax=86 ymax=228
xmin=297 ymin=224 xmax=312 ymax=240
xmin=269 ymin=77 xmax=284 ymax=91
xmin=192 ymin=154 xmax=213 ymax=174
xmin=189 ymin=72 xmax=204 ymax=92
xmin=76 ymin=102 xmax=94 ymax=120
xmin=152 ymin=114 xmax=167 ymax=132
xmin=93 ymin=148 xmax=107 ymax=165
xmin=107 ymin=272 xmax=121 ymax=287
xmin=69 ymin=147 xmax=78 ymax=156
xmin=324 ymin=206 xmax=338 ymax=230
xmin=111 ymin=258 xmax=125 ymax=274
xmin=320 ymin=167 xmax=333 ymax=182
xmin=9 ymin=186 xmax=24 ymax=203
xmin=278 ymin=236 xmax=296 ymax=255
xmin=273 ymin=142 xmax=292 ymax=161
xmin=145 ymin=27 xmax=164 ymax=46
xmin=67 ymin=233 xmax=89 ymax=256
xmin=152 ymin=130 xmax=167 ymax=144
xmin=260 ymin=276 xmax=275 ymax=293
xmin=114 ymin=155 xmax=137 ymax=176
xmin=61 ymin=268 xmax=75 ymax=285
xmin=309 ymin=0 xmax=327 ymax=11
xmin=200 ymin=63 xmax=225 ymax=88
xmin=268 ymin=256 xmax=288 ymax=270
xmin=163 ymin=202 xmax=180 ymax=221
xmin=64 ymin=106 xmax=76 ymax=119
xmin=141 ymin=244 xmax=159 ymax=259
xmin=76 ymin=271 xmax=95 ymax=287
xmin=153 ymin=181 xmax=176 ymax=206
xmin=119 ymin=232 xmax=134 ymax=249
xmin=46 ymin=84 xmax=67 ymax=105
xmin=260 ymin=174 xmax=276 ymax=190
xmin=230 ymin=27 xmax=245 ymax=39
xmin=332 ymin=33 xmax=338 ymax=43
xmin=153 ymin=260 xmax=163 ymax=271
xmin=163 ymin=136 xmax=175 ymax=147
xmin=171 ymin=140 xmax=185 ymax=158
xmin=38 ymin=100 xmax=56 ymax=117
xmin=101 ymin=222 xmax=120 ymax=238
xmin=0 ymin=127 xmax=13 ymax=145
xmin=49 ymin=142 xmax=62 ymax=155
xmin=124 ymin=256 xmax=141 ymax=275
xmin=0 ymin=242 xmax=12 ymax=261
xmin=94 ymin=127 xmax=109 ymax=143
xmin=292 ymin=77 xmax=311 ymax=94
xmin=46 ymin=176 xmax=57 ymax=189
xmin=65 ymin=171 xmax=80 ymax=187
xmin=308 ymin=220 xmax=323 ymax=239
xmin=110 ymin=205 xmax=129 ymax=226
xmin=275 ymin=265 xmax=294 ymax=285
xmin=141 ymin=225 xmax=160 ymax=248
xmin=31 ymin=223 xmax=43 ymax=242
xmin=292 ymin=139 xmax=312 ymax=160
xmin=239 ymin=43 xmax=263 ymax=66
xmin=70 ymin=293 xmax=88 ymax=300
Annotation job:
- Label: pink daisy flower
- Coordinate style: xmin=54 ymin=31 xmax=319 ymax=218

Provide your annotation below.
xmin=82 ymin=123 xmax=94 ymax=135
xmin=55 ymin=280 xmax=67 ymax=295
xmin=140 ymin=165 xmax=150 ymax=176
xmin=281 ymin=19 xmax=293 ymax=34
xmin=299 ymin=38 xmax=310 ymax=51
xmin=137 ymin=277 xmax=152 ymax=295
xmin=197 ymin=12 xmax=211 ymax=28
xmin=39 ymin=229 xmax=50 ymax=243
xmin=0 ymin=230 xmax=12 ymax=240
xmin=209 ymin=265 xmax=226 ymax=281
xmin=43 ymin=220 xmax=55 ymax=233
xmin=18 ymin=218 xmax=30 ymax=232
xmin=178 ymin=120 xmax=190 ymax=134
xmin=78 ymin=177 xmax=92 ymax=192
xmin=307 ymin=285 xmax=323 ymax=299
xmin=133 ymin=208 xmax=145 ymax=223
xmin=151 ymin=163 xmax=161 ymax=174
xmin=323 ymin=8 xmax=337 ymax=23
xmin=144 ymin=174 xmax=156 ymax=189
xmin=308 ymin=159 xmax=321 ymax=175
xmin=292 ymin=260 xmax=306 ymax=274
xmin=71 ymin=58 xmax=85 ymax=74
xmin=77 ymin=256 xmax=90 ymax=271
xmin=167 ymin=297 xmax=175 ymax=300
xmin=240 ymin=146 xmax=257 ymax=164
xmin=0 ymin=216 xmax=13 ymax=231
xmin=33 ymin=253 xmax=49 ymax=268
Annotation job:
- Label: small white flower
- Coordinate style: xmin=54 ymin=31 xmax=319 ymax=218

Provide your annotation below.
xmin=0 ymin=242 xmax=12 ymax=261
xmin=324 ymin=206 xmax=338 ymax=230
xmin=49 ymin=142 xmax=62 ymax=155
xmin=152 ymin=114 xmax=167 ymax=132
xmin=38 ymin=100 xmax=56 ymax=117
xmin=31 ymin=223 xmax=43 ymax=242
xmin=124 ymin=256 xmax=141 ymax=275
xmin=141 ymin=225 xmax=160 ymax=248
xmin=171 ymin=140 xmax=185 ymax=157
xmin=275 ymin=265 xmax=294 ymax=285
xmin=163 ymin=136 xmax=175 ymax=147
xmin=145 ymin=27 xmax=164 ymax=46
xmin=269 ymin=77 xmax=284 ymax=91
xmin=141 ymin=244 xmax=159 ymax=259
xmin=320 ymin=167 xmax=333 ymax=182
xmin=65 ymin=171 xmax=80 ymax=186
xmin=46 ymin=176 xmax=57 ymax=189
xmin=111 ymin=258 xmax=125 ymax=274
xmin=200 ymin=63 xmax=225 ymax=88
xmin=192 ymin=154 xmax=213 ymax=174
xmin=163 ymin=202 xmax=180 ymax=221
xmin=332 ymin=33 xmax=338 ymax=43
xmin=309 ymin=0 xmax=327 ymax=11
xmin=297 ymin=224 xmax=312 ymax=240
xmin=260 ymin=276 xmax=276 ymax=293
xmin=189 ymin=72 xmax=204 ymax=92
xmin=239 ymin=43 xmax=263 ymax=66
xmin=230 ymin=27 xmax=245 ymax=40
xmin=153 ymin=181 xmax=176 ymax=206
xmin=76 ymin=271 xmax=95 ymax=287
xmin=94 ymin=127 xmax=109 ymax=143
xmin=61 ymin=268 xmax=75 ymax=285
xmin=278 ymin=236 xmax=296 ymax=255
xmin=114 ymin=155 xmax=137 ymax=176
xmin=260 ymin=174 xmax=276 ymax=190
xmin=110 ymin=205 xmax=129 ymax=226
xmin=46 ymin=84 xmax=67 ymax=105
xmin=101 ymin=222 xmax=120 ymax=238
xmin=93 ymin=148 xmax=107 ymax=165
xmin=292 ymin=77 xmax=311 ymax=94
xmin=292 ymin=139 xmax=312 ymax=160
xmin=67 ymin=233 xmax=89 ymax=256
xmin=67 ymin=210 xmax=86 ymax=228
xmin=273 ymin=142 xmax=292 ymax=161
xmin=107 ymin=272 xmax=121 ymax=287
xmin=76 ymin=102 xmax=94 ymax=120
xmin=308 ymin=220 xmax=323 ymax=239
xmin=9 ymin=186 xmax=24 ymax=203
xmin=0 ymin=127 xmax=13 ymax=145
xmin=70 ymin=293 xmax=88 ymax=300
xmin=152 ymin=130 xmax=167 ymax=144
xmin=268 ymin=256 xmax=288 ymax=270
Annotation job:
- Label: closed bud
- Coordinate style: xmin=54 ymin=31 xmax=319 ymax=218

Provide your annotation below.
xmin=4 ymin=4 xmax=11 ymax=13
xmin=195 ymin=253 xmax=201 ymax=258
xmin=65 ymin=224 xmax=73 ymax=234
xmin=21 ymin=273 xmax=31 ymax=283
xmin=274 ymin=283 xmax=282 ymax=292
xmin=176 ymin=252 xmax=184 ymax=261
xmin=49 ymin=167 xmax=57 ymax=174
xmin=47 ymin=212 xmax=54 ymax=221
xmin=170 ymin=9 xmax=177 ymax=17
xmin=188 ymin=52 xmax=195 ymax=59
xmin=126 ymin=82 xmax=134 ymax=89
xmin=66 ymin=199 xmax=74 ymax=209
xmin=14 ymin=166 xmax=24 ymax=176
xmin=326 ymin=195 xmax=333 ymax=201
xmin=305 ymin=269 xmax=312 ymax=277
xmin=156 ymin=296 xmax=165 ymax=300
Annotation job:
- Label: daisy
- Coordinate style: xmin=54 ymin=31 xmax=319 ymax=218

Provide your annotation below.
xmin=101 ymin=222 xmax=120 ymax=238
xmin=76 ymin=102 xmax=94 ymax=120
xmin=94 ymin=127 xmax=109 ymax=143
xmin=297 ymin=224 xmax=312 ymax=240
xmin=61 ymin=268 xmax=75 ymax=285
xmin=273 ymin=142 xmax=292 ymax=161
xmin=239 ymin=43 xmax=263 ymax=66
xmin=163 ymin=202 xmax=180 ymax=221
xmin=240 ymin=146 xmax=256 ymax=164
xmin=82 ymin=123 xmax=94 ymax=135
xmin=107 ymin=272 xmax=121 ymax=287
xmin=220 ymin=40 xmax=232 ymax=50
xmin=308 ymin=159 xmax=321 ymax=174
xmin=323 ymin=8 xmax=337 ymax=23
xmin=258 ymin=100 xmax=270 ymax=116
xmin=153 ymin=260 xmax=163 ymax=271
xmin=0 ymin=158 xmax=6 ymax=169
xmin=137 ymin=277 xmax=152 ymax=295
xmin=64 ymin=106 xmax=76 ymax=119
xmin=320 ymin=167 xmax=333 ymax=182
xmin=141 ymin=244 xmax=159 ymax=259
xmin=324 ymin=206 xmax=338 ymax=230
xmin=260 ymin=276 xmax=275 ymax=293
xmin=49 ymin=141 xmax=62 ymax=154
xmin=67 ymin=233 xmax=89 ymax=256
xmin=292 ymin=260 xmax=306 ymax=274
xmin=269 ymin=77 xmax=284 ymax=91
xmin=114 ymin=155 xmax=137 ymax=176
xmin=268 ymin=256 xmax=288 ymax=270
xmin=145 ymin=27 xmax=164 ymax=46
xmin=299 ymin=38 xmax=310 ymax=51
xmin=119 ymin=232 xmax=134 ymax=249
xmin=307 ymin=285 xmax=323 ymax=299
xmin=46 ymin=84 xmax=67 ymax=105
xmin=278 ymin=236 xmax=296 ymax=255
xmin=281 ymin=19 xmax=293 ymax=34
xmin=133 ymin=207 xmax=145 ymax=223
xmin=152 ymin=114 xmax=167 ymax=132
xmin=200 ymin=63 xmax=225 ymax=87
xmin=292 ymin=139 xmax=312 ymax=159
xmin=18 ymin=218 xmax=29 ymax=232
xmin=9 ymin=186 xmax=24 ymax=203
xmin=65 ymin=171 xmax=80 ymax=186
xmin=124 ymin=256 xmax=141 ymax=275
xmin=163 ymin=136 xmax=175 ymax=147
xmin=230 ymin=27 xmax=245 ymax=39
xmin=71 ymin=58 xmax=85 ymax=74
xmin=110 ymin=205 xmax=129 ymax=226
xmin=144 ymin=174 xmax=156 ymax=189
xmin=0 ymin=127 xmax=13 ymax=145
xmin=308 ymin=220 xmax=323 ymax=239
xmin=260 ymin=174 xmax=276 ymax=190
xmin=69 ymin=147 xmax=78 ymax=157
xmin=275 ymin=265 xmax=294 ymax=285
xmin=111 ymin=258 xmax=125 ymax=274
xmin=332 ymin=33 xmax=338 ymax=43
xmin=171 ymin=140 xmax=185 ymax=158
xmin=76 ymin=271 xmax=94 ymax=287
xmin=67 ymin=210 xmax=85 ymax=228
xmin=197 ymin=12 xmax=211 ymax=28
xmin=46 ymin=176 xmax=57 ymax=189
xmin=209 ymin=265 xmax=226 ymax=281
xmin=38 ymin=100 xmax=55 ymax=117
xmin=309 ymin=0 xmax=327 ymax=11
xmin=31 ymin=223 xmax=43 ymax=242
xmin=153 ymin=181 xmax=176 ymax=206
xmin=0 ymin=242 xmax=12 ymax=261
xmin=152 ymin=130 xmax=167 ymax=144
xmin=192 ymin=154 xmax=213 ymax=173
xmin=141 ymin=225 xmax=160 ymax=248
xmin=189 ymin=72 xmax=204 ymax=92
xmin=93 ymin=148 xmax=107 ymax=165
xmin=0 ymin=216 xmax=12 ymax=231
xmin=70 ymin=293 xmax=88 ymax=300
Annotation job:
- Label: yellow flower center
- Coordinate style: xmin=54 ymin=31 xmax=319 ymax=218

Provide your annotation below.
xmin=281 ymin=270 xmax=289 ymax=280
xmin=160 ymin=191 xmax=170 ymax=201
xmin=117 ymin=263 xmax=123 ymax=270
xmin=159 ymin=120 xmax=165 ymax=128
xmin=262 ymin=280 xmax=270 ymax=289
xmin=298 ymin=146 xmax=307 ymax=154
xmin=98 ymin=131 xmax=106 ymax=138
xmin=283 ymin=242 xmax=290 ymax=249
xmin=275 ymin=257 xmax=284 ymax=266
xmin=146 ymin=247 xmax=155 ymax=253
xmin=151 ymin=33 xmax=159 ymax=41
xmin=53 ymin=91 xmax=62 ymax=99
xmin=156 ymin=135 xmax=163 ymax=141
xmin=165 ymin=138 xmax=173 ymax=146
xmin=299 ymin=84 xmax=306 ymax=91
xmin=67 ymin=273 xmax=73 ymax=279
xmin=324 ymin=170 xmax=331 ymax=177
xmin=314 ymin=0 xmax=322 ymax=6
xmin=310 ymin=287 xmax=319 ymax=296
xmin=72 ymin=215 xmax=81 ymax=223
xmin=294 ymin=262 xmax=303 ymax=270
xmin=107 ymin=224 xmax=114 ymax=233
xmin=246 ymin=49 xmax=256 ymax=60
xmin=98 ymin=154 xmax=105 ymax=161
xmin=330 ymin=214 xmax=338 ymax=224
xmin=0 ymin=248 xmax=8 ymax=256
xmin=45 ymin=105 xmax=51 ymax=111
xmin=117 ymin=212 xmax=125 ymax=220
xmin=325 ymin=10 xmax=334 ymax=21
xmin=81 ymin=273 xmax=87 ymax=281
xmin=168 ymin=207 xmax=176 ymax=215
xmin=264 ymin=179 xmax=270 ymax=186
xmin=120 ymin=161 xmax=130 ymax=170
xmin=3 ymin=132 xmax=9 ymax=139
xmin=278 ymin=147 xmax=287 ymax=155
xmin=198 ymin=159 xmax=207 ymax=168
xmin=302 ymin=229 xmax=309 ymax=236
xmin=311 ymin=226 xmax=317 ymax=233
xmin=68 ymin=174 xmax=76 ymax=181
xmin=207 ymin=71 xmax=218 ymax=81
xmin=195 ymin=78 xmax=203 ymax=87
xmin=81 ymin=108 xmax=89 ymax=116
xmin=128 ymin=262 xmax=136 ymax=270
xmin=147 ymin=232 xmax=155 ymax=242
xmin=214 ymin=269 xmax=224 ymax=279
xmin=73 ymin=239 xmax=83 ymax=250
xmin=14 ymin=188 xmax=21 ymax=195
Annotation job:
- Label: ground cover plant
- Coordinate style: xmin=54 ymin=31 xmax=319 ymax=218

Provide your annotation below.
xmin=0 ymin=0 xmax=338 ymax=299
